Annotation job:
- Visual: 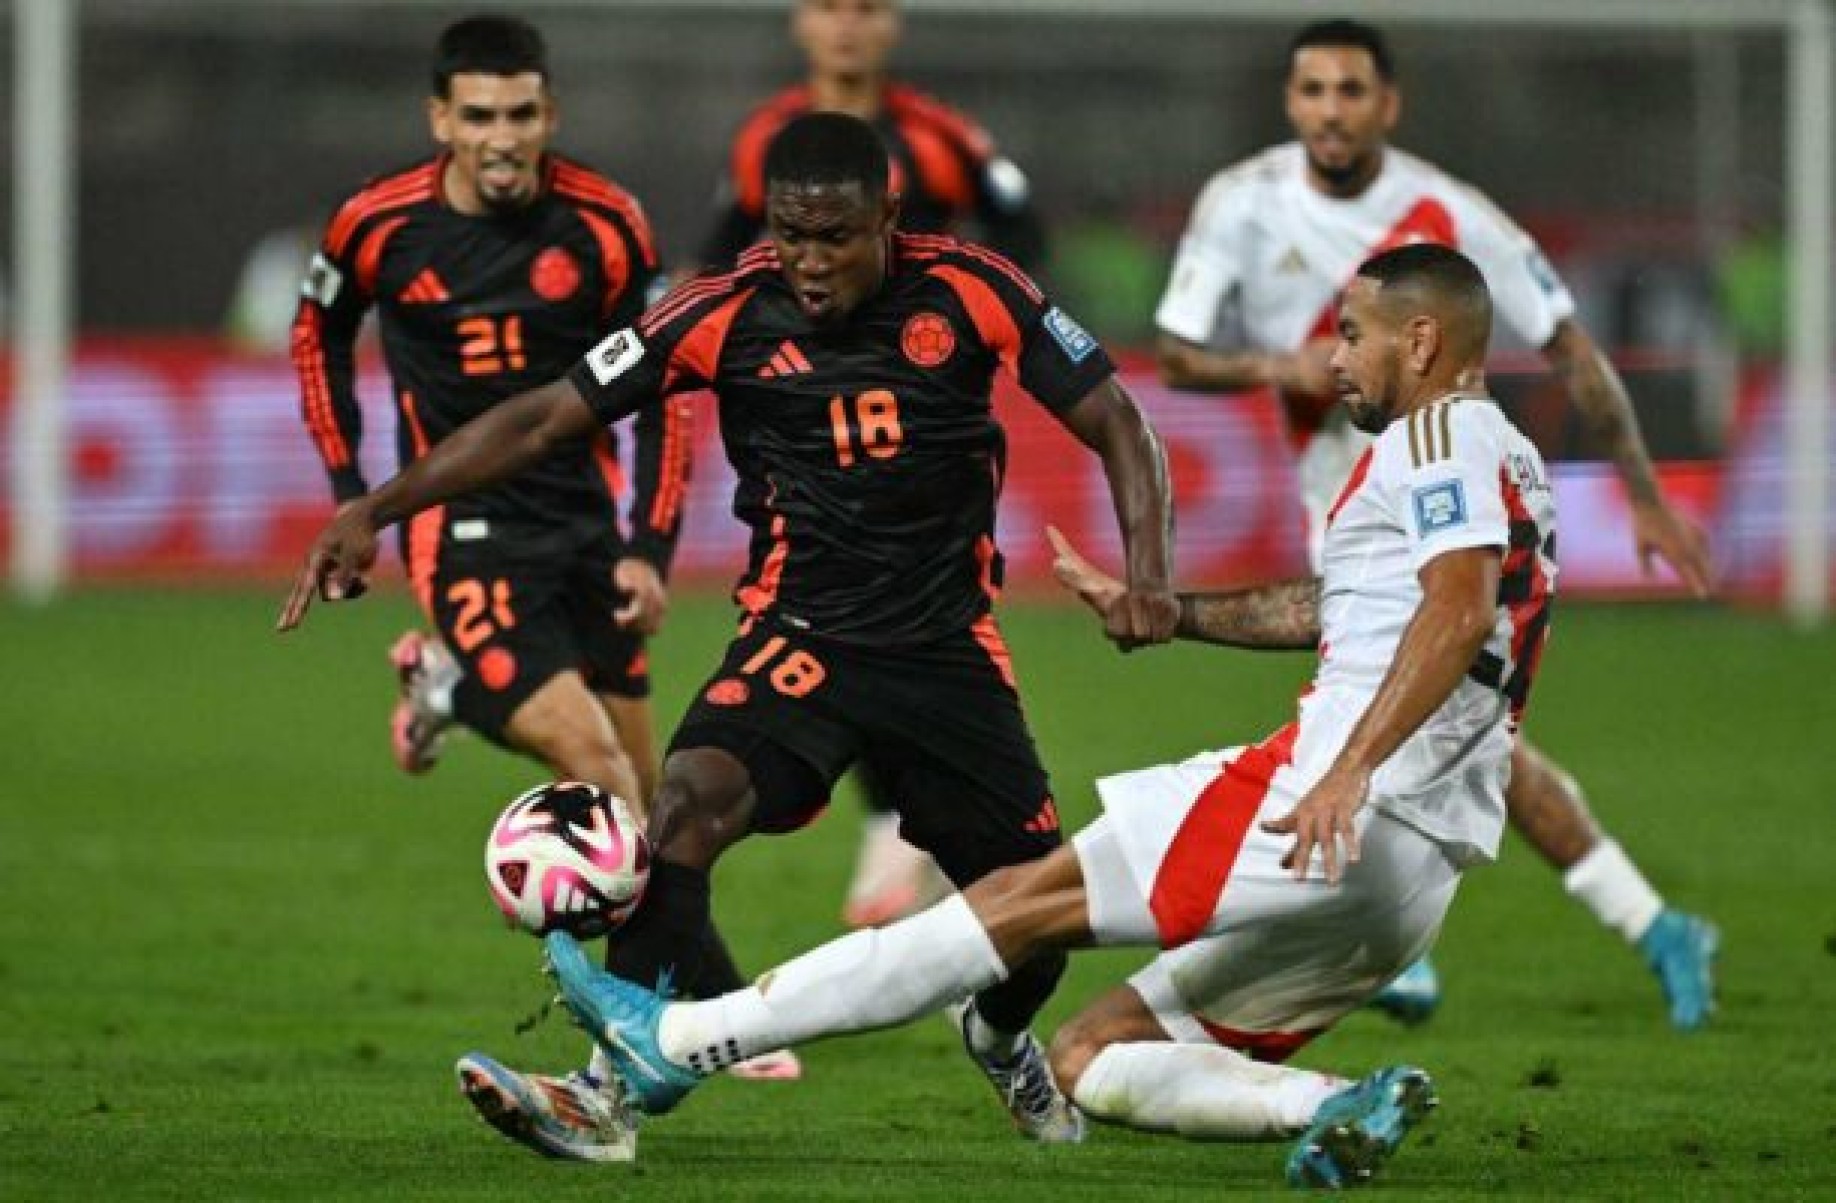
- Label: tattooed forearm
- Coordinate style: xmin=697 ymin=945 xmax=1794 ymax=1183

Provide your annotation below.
xmin=1176 ymin=578 xmax=1321 ymax=649
xmin=1546 ymin=320 xmax=1661 ymax=506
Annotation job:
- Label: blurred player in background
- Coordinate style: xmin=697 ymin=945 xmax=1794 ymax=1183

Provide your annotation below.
xmin=281 ymin=112 xmax=1177 ymax=1160
xmin=289 ymin=16 xmax=793 ymax=1160
xmin=542 ymin=243 xmax=1542 ymax=1191
xmin=1154 ymin=18 xmax=1718 ymax=1030
xmin=701 ymin=0 xmax=1050 ymax=929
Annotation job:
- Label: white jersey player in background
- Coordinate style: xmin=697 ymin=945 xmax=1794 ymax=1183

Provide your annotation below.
xmin=540 ymin=244 xmax=1555 ymax=1191
xmin=1154 ymin=18 xmax=1717 ymax=1030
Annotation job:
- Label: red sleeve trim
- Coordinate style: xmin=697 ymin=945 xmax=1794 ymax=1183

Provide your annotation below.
xmin=927 ymin=264 xmax=1021 ymax=371
xmin=325 ymin=162 xmax=437 ymax=260
xmin=731 ymin=88 xmax=810 ymax=215
xmin=289 ymin=305 xmax=352 ymax=469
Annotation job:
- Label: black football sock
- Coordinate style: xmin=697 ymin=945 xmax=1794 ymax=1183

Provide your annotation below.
xmin=970 ymin=949 xmax=1067 ymax=1042
xmin=681 ymin=922 xmax=748 ymax=999
xmin=604 ymin=859 xmax=711 ymax=994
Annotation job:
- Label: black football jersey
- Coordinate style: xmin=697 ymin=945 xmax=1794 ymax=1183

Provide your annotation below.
xmin=568 ymin=233 xmax=1113 ymax=645
xmin=700 ymin=83 xmax=1043 ymax=271
xmin=293 ymin=154 xmax=690 ymax=565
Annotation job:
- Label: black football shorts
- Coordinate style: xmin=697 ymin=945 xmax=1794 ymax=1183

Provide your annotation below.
xmin=420 ymin=534 xmax=650 ymax=745
xmin=670 ymin=613 xmax=1063 ymax=883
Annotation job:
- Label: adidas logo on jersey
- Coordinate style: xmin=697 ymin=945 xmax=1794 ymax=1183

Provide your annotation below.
xmin=399 ymin=268 xmax=450 ymax=304
xmin=757 ymin=341 xmax=813 ymax=378
xmin=1275 ymin=247 xmax=1309 ymax=276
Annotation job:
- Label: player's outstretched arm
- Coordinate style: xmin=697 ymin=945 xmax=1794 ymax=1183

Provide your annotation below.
xmin=1260 ymin=546 xmax=1500 ymax=883
xmin=1542 ymin=319 xmax=1713 ymax=596
xmin=276 ymin=378 xmax=600 ymax=631
xmin=1055 ymin=377 xmax=1178 ymax=650
xmin=1048 ymin=526 xmax=1318 ymax=651
xmin=1154 ymin=332 xmax=1337 ymax=399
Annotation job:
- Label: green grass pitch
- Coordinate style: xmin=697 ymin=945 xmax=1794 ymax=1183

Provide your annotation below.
xmin=1 ymin=589 xmax=1832 ymax=1199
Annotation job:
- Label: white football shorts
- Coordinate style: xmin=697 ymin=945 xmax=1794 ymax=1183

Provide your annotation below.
xmin=1074 ymin=734 xmax=1464 ymax=1057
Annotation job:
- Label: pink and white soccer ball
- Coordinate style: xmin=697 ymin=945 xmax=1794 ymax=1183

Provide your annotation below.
xmin=485 ymin=781 xmax=650 ymax=938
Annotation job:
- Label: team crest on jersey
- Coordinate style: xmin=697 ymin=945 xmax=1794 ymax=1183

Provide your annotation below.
xmin=704 ymin=679 xmax=750 ymax=707
xmin=477 ymin=647 xmax=518 ymax=691
xmin=901 ymin=313 xmax=956 ymax=368
xmin=1412 ymin=479 xmax=1469 ymax=536
xmin=1043 ymin=306 xmax=1097 ymax=363
xmin=530 ymin=247 xmax=581 ymax=302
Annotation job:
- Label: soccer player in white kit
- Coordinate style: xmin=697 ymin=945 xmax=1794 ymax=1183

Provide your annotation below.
xmin=540 ymin=244 xmax=1551 ymax=1189
xmin=1153 ymin=18 xmax=1717 ymax=1031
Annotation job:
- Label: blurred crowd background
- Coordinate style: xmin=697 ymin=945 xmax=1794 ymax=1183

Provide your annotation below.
xmin=0 ymin=3 xmax=1821 ymax=594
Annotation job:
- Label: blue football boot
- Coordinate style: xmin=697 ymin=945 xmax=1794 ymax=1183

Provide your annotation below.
xmin=1286 ymin=1065 xmax=1437 ymax=1189
xmin=542 ymin=932 xmax=705 ymax=1115
xmin=1638 ymin=909 xmax=1719 ymax=1031
xmin=1366 ymin=957 xmax=1441 ymax=1027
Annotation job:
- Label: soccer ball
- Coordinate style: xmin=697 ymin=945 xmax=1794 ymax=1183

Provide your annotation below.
xmin=484 ymin=781 xmax=650 ymax=938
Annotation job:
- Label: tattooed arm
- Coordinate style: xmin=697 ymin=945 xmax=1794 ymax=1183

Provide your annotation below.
xmin=1174 ymin=579 xmax=1321 ymax=650
xmin=1049 ymin=526 xmax=1319 ymax=651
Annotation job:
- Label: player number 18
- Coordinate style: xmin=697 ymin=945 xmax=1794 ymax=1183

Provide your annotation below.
xmin=827 ymin=388 xmax=903 ymax=467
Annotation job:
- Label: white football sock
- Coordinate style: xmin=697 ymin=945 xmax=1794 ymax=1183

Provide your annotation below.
xmin=658 ymin=893 xmax=1008 ymax=1072
xmin=1072 ymin=1042 xmax=1347 ymax=1141
xmin=1563 ymin=838 xmax=1664 ymax=943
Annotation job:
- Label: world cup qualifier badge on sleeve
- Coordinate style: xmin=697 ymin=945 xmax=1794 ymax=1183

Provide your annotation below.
xmin=1412 ymin=479 xmax=1469 ymax=537
xmin=1043 ymin=307 xmax=1097 ymax=363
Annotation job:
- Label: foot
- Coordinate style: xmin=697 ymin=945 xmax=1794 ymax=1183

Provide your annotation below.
xmin=948 ymin=1000 xmax=1085 ymax=1144
xmin=1638 ymin=909 xmax=1719 ymax=1031
xmin=842 ymin=818 xmax=949 ymax=928
xmin=543 ymin=932 xmax=705 ymax=1115
xmin=1286 ymin=1066 xmax=1437 ymax=1189
xmin=389 ymin=631 xmax=458 ymax=774
xmin=1366 ymin=957 xmax=1440 ymax=1027
xmin=455 ymin=1052 xmax=638 ymax=1162
xmin=727 ymin=1048 xmax=804 ymax=1082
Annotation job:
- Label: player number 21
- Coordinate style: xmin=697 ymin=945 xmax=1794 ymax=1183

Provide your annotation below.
xmin=458 ymin=315 xmax=526 ymax=376
xmin=828 ymin=388 xmax=903 ymax=467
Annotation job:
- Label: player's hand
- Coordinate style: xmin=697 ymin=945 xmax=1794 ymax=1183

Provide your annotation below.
xmin=1103 ymin=586 xmax=1179 ymax=652
xmin=1270 ymin=339 xmax=1337 ymax=400
xmin=276 ymin=501 xmax=379 ymax=632
xmin=1630 ymin=497 xmax=1713 ymax=598
xmin=612 ymin=557 xmax=668 ymax=636
xmin=1047 ymin=525 xmax=1124 ymax=615
xmin=1260 ymin=763 xmax=1368 ymax=885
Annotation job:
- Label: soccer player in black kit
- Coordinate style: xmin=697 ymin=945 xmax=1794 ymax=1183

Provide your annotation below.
xmin=703 ymin=0 xmax=1049 ymax=928
xmin=290 ymin=16 xmax=789 ymax=1162
xmin=280 ymin=111 xmax=1177 ymax=1157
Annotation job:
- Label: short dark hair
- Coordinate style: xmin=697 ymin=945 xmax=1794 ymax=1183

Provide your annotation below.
xmin=1289 ymin=19 xmax=1395 ymax=82
xmin=431 ymin=15 xmax=549 ymax=98
xmin=1358 ymin=243 xmax=1493 ymax=351
xmin=763 ymin=112 xmax=890 ymax=201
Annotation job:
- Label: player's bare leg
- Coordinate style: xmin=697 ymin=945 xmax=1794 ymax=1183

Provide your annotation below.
xmin=1050 ymin=983 xmax=1354 ymax=1143
xmin=594 ymin=691 xmax=800 ymax=1081
xmin=1509 ymin=739 xmax=1719 ymax=1030
xmin=505 ymin=671 xmax=644 ymax=803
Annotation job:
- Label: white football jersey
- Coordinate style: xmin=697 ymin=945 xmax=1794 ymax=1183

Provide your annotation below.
xmin=1301 ymin=395 xmax=1557 ymax=865
xmin=1155 ymin=143 xmax=1576 ymax=562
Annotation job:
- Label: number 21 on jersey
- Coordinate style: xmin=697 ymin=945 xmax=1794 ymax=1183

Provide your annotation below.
xmin=828 ymin=389 xmax=903 ymax=467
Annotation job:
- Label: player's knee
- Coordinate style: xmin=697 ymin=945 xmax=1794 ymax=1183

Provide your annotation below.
xmin=646 ymin=747 xmax=756 ymax=866
xmin=1046 ymin=1012 xmax=1111 ymax=1097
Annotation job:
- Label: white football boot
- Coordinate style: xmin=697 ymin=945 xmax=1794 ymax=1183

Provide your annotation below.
xmin=948 ymin=999 xmax=1086 ymax=1144
xmin=456 ymin=1051 xmax=639 ymax=1162
xmin=389 ymin=631 xmax=459 ymax=774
